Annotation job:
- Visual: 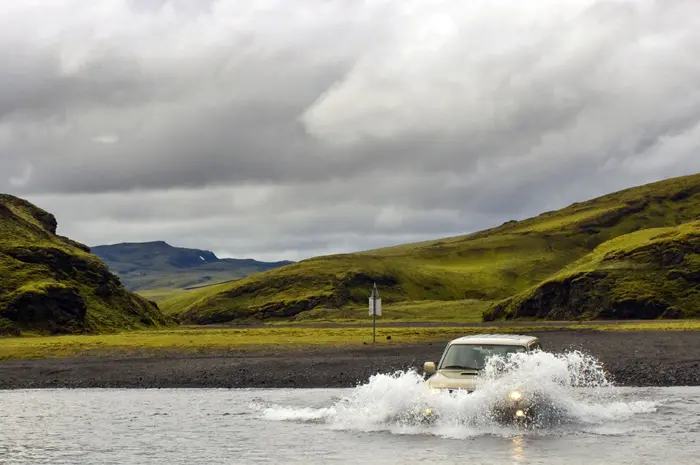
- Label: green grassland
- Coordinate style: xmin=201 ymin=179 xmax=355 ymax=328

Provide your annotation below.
xmin=2 ymin=320 xmax=699 ymax=360
xmin=163 ymin=173 xmax=700 ymax=325
xmin=122 ymin=270 xmax=239 ymax=296
xmin=0 ymin=195 xmax=171 ymax=334
xmin=138 ymin=287 xmax=192 ymax=302
xmin=137 ymin=279 xmax=242 ymax=302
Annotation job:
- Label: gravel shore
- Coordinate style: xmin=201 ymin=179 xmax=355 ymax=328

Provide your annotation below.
xmin=1 ymin=330 xmax=699 ymax=389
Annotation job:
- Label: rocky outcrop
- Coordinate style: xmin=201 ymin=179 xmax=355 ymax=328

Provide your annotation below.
xmin=0 ymin=194 xmax=172 ymax=334
xmin=0 ymin=318 xmax=21 ymax=336
xmin=483 ymin=271 xmax=674 ymax=321
xmin=1 ymin=285 xmax=87 ymax=334
xmin=484 ymin=222 xmax=700 ymax=322
xmin=333 ymin=272 xmax=399 ymax=306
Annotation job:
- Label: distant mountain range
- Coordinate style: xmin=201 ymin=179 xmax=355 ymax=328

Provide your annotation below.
xmin=91 ymin=241 xmax=293 ymax=298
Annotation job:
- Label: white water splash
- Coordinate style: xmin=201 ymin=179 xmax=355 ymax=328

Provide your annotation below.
xmin=253 ymin=350 xmax=657 ymax=438
xmin=259 ymin=406 xmax=334 ymax=422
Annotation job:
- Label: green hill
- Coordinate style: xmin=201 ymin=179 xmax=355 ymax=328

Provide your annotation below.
xmin=0 ymin=194 xmax=171 ymax=335
xmin=484 ymin=220 xmax=700 ymax=320
xmin=162 ymin=175 xmax=700 ymax=323
xmin=91 ymin=241 xmax=292 ymax=300
xmin=164 ymin=173 xmax=700 ymax=324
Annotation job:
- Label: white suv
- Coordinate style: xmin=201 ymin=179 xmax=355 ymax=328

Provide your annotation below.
xmin=423 ymin=334 xmax=543 ymax=422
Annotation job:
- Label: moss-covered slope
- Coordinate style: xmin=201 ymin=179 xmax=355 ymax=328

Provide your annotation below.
xmin=166 ymin=173 xmax=700 ymax=324
xmin=0 ymin=194 xmax=171 ymax=334
xmin=483 ymin=220 xmax=700 ymax=321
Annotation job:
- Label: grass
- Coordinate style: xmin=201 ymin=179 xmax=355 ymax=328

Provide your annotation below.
xmin=125 ymin=272 xmax=240 ymax=295
xmin=159 ymin=280 xmax=238 ymax=315
xmin=278 ymin=299 xmax=491 ymax=323
xmin=162 ymin=172 xmax=700 ymax=324
xmin=138 ymin=279 xmax=249 ymax=303
xmin=2 ymin=320 xmax=700 ymax=360
xmin=0 ymin=195 xmax=171 ymax=334
xmin=137 ymin=287 xmax=192 ymax=302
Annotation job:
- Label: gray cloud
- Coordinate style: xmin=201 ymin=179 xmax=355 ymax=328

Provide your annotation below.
xmin=2 ymin=0 xmax=700 ymax=261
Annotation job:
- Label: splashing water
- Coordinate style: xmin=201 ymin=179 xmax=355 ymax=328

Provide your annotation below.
xmin=252 ymin=350 xmax=657 ymax=438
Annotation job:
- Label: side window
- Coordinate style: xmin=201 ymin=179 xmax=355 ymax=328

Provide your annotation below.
xmin=529 ymin=342 xmax=542 ymax=352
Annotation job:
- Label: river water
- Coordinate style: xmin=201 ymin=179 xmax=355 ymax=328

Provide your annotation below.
xmin=1 ymin=351 xmax=698 ymax=464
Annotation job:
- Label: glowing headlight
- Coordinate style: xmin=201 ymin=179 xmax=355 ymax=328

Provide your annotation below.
xmin=509 ymin=390 xmax=523 ymax=401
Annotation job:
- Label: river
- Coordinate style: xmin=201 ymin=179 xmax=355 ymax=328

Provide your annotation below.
xmin=1 ymin=351 xmax=698 ymax=464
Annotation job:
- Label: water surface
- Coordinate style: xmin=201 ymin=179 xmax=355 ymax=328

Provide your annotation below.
xmin=1 ymin=351 xmax=698 ymax=464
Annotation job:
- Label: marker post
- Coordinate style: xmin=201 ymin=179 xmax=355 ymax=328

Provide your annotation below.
xmin=368 ymin=282 xmax=382 ymax=344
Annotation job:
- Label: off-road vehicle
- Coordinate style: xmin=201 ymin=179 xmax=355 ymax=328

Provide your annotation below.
xmin=422 ymin=334 xmax=544 ymax=424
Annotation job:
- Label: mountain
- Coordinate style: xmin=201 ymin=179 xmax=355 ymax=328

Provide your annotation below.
xmin=161 ymin=173 xmax=700 ymax=324
xmin=0 ymin=194 xmax=171 ymax=335
xmin=91 ymin=241 xmax=293 ymax=298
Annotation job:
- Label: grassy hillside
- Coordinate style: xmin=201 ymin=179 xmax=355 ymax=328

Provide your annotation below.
xmin=484 ymin=220 xmax=700 ymax=320
xmin=0 ymin=195 xmax=172 ymax=334
xmin=164 ymin=173 xmax=700 ymax=324
xmin=91 ymin=241 xmax=292 ymax=299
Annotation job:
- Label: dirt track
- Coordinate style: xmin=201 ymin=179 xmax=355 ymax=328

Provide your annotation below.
xmin=1 ymin=330 xmax=699 ymax=389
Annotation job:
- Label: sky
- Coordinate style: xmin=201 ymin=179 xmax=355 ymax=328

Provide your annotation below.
xmin=1 ymin=0 xmax=700 ymax=262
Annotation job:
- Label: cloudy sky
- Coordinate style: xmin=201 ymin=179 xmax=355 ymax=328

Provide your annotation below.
xmin=1 ymin=0 xmax=699 ymax=261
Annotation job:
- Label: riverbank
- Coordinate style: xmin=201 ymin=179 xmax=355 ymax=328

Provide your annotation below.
xmin=1 ymin=330 xmax=699 ymax=389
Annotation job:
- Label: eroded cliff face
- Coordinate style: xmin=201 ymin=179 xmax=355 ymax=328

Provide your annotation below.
xmin=0 ymin=194 xmax=171 ymax=334
xmin=2 ymin=285 xmax=87 ymax=333
xmin=485 ymin=271 xmax=677 ymax=321
xmin=484 ymin=224 xmax=700 ymax=321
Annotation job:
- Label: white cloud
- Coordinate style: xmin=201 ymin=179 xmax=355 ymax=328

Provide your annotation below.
xmin=9 ymin=163 xmax=33 ymax=187
xmin=2 ymin=0 xmax=700 ymax=261
xmin=92 ymin=134 xmax=120 ymax=144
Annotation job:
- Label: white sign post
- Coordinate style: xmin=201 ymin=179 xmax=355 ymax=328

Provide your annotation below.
xmin=369 ymin=282 xmax=382 ymax=344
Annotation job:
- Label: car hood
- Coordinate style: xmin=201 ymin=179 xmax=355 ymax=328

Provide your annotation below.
xmin=426 ymin=371 xmax=481 ymax=390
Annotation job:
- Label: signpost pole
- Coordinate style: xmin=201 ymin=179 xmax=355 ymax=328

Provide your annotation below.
xmin=372 ymin=283 xmax=376 ymax=345
xmin=369 ymin=282 xmax=381 ymax=345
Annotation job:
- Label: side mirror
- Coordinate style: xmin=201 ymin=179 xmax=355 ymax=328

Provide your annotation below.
xmin=423 ymin=362 xmax=436 ymax=375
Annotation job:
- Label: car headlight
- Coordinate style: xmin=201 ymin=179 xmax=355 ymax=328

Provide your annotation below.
xmin=509 ymin=390 xmax=523 ymax=401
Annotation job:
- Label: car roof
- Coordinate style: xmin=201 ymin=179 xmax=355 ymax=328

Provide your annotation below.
xmin=447 ymin=333 xmax=539 ymax=346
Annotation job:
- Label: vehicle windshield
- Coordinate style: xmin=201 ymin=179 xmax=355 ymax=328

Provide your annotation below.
xmin=439 ymin=344 xmax=526 ymax=370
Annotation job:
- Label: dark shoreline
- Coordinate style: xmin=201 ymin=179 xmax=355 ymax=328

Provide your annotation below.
xmin=1 ymin=330 xmax=699 ymax=389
